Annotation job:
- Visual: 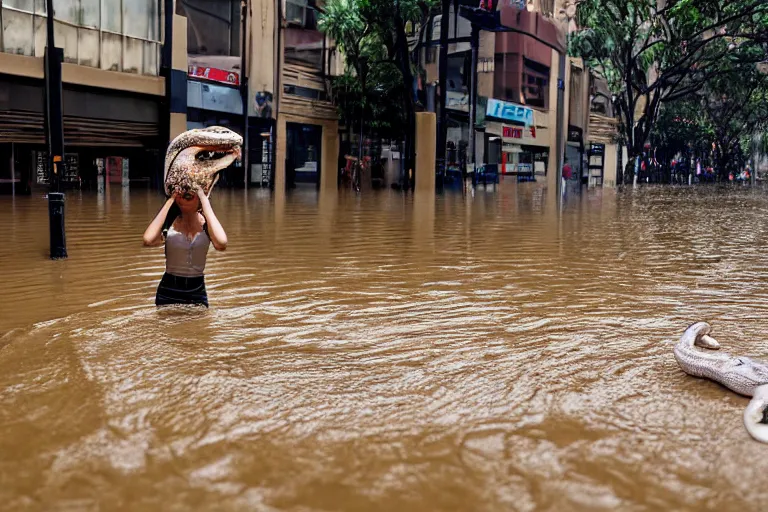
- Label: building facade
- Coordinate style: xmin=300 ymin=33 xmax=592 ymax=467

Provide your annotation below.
xmin=420 ymin=0 xmax=568 ymax=189
xmin=0 ymin=0 xmax=168 ymax=194
xmin=166 ymin=0 xmax=341 ymax=193
xmin=0 ymin=0 xmax=621 ymax=196
xmin=417 ymin=0 xmax=621 ymax=189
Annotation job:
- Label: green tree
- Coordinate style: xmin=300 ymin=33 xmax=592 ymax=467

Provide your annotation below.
xmin=699 ymin=63 xmax=768 ymax=178
xmin=653 ymin=61 xmax=768 ymax=179
xmin=651 ymin=98 xmax=713 ymax=160
xmin=320 ymin=0 xmax=437 ymax=186
xmin=571 ymin=0 xmax=768 ymax=183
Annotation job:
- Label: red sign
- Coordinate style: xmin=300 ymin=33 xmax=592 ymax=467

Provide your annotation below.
xmin=503 ymin=125 xmax=536 ymax=139
xmin=188 ymin=66 xmax=240 ymax=86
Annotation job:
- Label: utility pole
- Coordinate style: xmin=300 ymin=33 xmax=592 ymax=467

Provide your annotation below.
xmin=161 ymin=0 xmax=174 ymax=191
xmin=468 ymin=24 xmax=479 ymax=181
xmin=44 ymin=0 xmax=67 ymax=259
xmin=555 ymin=51 xmax=566 ymax=197
xmin=240 ymin=0 xmax=250 ymax=188
xmin=436 ymin=0 xmax=450 ymax=177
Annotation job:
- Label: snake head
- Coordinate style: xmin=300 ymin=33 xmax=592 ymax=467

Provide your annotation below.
xmin=744 ymin=384 xmax=768 ymax=443
xmin=679 ymin=322 xmax=721 ymax=350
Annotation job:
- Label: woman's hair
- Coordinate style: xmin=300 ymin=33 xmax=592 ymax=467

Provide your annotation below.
xmin=162 ymin=202 xmax=181 ymax=232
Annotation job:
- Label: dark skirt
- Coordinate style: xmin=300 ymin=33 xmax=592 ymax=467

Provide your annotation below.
xmin=155 ymin=272 xmax=209 ymax=308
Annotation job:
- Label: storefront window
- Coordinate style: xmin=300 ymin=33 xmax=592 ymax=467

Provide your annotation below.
xmin=522 ymin=58 xmax=549 ymax=109
xmin=1 ymin=0 xmax=162 ymax=75
xmin=286 ymin=123 xmax=322 ymax=187
xmin=284 ymin=0 xmax=323 ymax=69
xmin=177 ymin=0 xmax=240 ymax=57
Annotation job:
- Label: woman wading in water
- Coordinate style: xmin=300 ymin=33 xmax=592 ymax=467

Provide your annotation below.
xmin=142 ymin=188 xmax=227 ymax=307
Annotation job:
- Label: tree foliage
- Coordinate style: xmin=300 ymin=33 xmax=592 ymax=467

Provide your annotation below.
xmin=652 ymin=60 xmax=768 ymax=177
xmin=702 ymin=62 xmax=768 ymax=176
xmin=571 ymin=0 xmax=768 ymax=182
xmin=651 ymin=98 xmax=712 ymax=157
xmin=320 ymin=0 xmax=437 ymax=181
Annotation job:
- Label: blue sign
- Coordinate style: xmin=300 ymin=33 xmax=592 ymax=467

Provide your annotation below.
xmin=486 ymin=99 xmax=534 ymax=126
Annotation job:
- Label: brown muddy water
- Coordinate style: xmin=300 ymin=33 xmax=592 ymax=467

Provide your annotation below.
xmin=2 ymin=182 xmax=768 ymax=511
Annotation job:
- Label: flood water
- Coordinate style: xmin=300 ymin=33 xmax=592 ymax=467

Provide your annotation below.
xmin=2 ymin=181 xmax=768 ymax=511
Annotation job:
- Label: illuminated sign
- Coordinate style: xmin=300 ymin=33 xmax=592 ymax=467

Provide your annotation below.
xmin=188 ymin=66 xmax=240 ymax=86
xmin=503 ymin=125 xmax=536 ymax=139
xmin=486 ymin=99 xmax=534 ymax=125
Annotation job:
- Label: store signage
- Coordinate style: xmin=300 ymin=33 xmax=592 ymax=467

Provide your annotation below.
xmin=188 ymin=81 xmax=243 ymax=115
xmin=188 ymin=66 xmax=240 ymax=86
xmin=497 ymin=0 xmax=526 ymax=10
xmin=478 ymin=58 xmax=495 ymax=73
xmin=568 ymin=126 xmax=583 ymax=143
xmin=486 ymin=98 xmax=534 ymax=125
xmin=446 ymin=91 xmax=469 ymax=111
xmin=446 ymin=93 xmax=488 ymax=128
xmin=503 ymin=125 xmax=536 ymax=139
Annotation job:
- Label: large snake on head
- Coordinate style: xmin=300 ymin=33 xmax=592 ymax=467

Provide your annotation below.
xmin=674 ymin=322 xmax=768 ymax=443
xmin=163 ymin=126 xmax=243 ymax=198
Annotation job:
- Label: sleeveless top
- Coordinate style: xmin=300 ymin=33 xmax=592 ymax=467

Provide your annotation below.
xmin=164 ymin=223 xmax=211 ymax=277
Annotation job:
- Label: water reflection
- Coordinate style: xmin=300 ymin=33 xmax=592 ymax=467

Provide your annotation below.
xmin=1 ymin=182 xmax=768 ymax=510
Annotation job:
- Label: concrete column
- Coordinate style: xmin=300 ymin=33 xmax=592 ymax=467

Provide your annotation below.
xmin=320 ymin=120 xmax=339 ymax=193
xmin=547 ymin=49 xmax=559 ymax=190
xmin=275 ymin=115 xmax=287 ymax=192
xmin=415 ymin=112 xmax=436 ymax=194
xmin=247 ymin=0 xmax=276 ymax=117
xmin=169 ymin=14 xmax=188 ymax=140
xmin=604 ymin=143 xmax=618 ymax=187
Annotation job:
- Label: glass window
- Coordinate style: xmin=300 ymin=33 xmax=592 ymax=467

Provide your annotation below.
xmin=2 ymin=0 xmax=161 ymax=75
xmin=3 ymin=10 xmax=35 ymax=56
xmin=80 ymin=0 xmax=99 ymax=29
xmin=4 ymin=0 xmax=35 ymax=13
xmin=101 ymin=0 xmax=121 ymax=33
xmin=54 ymin=0 xmax=80 ymax=25
xmin=178 ymin=0 xmax=238 ymax=57
xmin=124 ymin=0 xmax=152 ymax=39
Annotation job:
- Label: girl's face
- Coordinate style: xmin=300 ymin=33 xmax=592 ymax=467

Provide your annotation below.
xmin=175 ymin=192 xmax=200 ymax=213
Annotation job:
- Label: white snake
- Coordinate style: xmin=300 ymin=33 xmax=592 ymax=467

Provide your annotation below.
xmin=674 ymin=322 xmax=768 ymax=443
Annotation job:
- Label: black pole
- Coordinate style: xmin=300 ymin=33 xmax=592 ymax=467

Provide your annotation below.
xmin=160 ymin=0 xmax=174 ymax=187
xmin=468 ymin=25 xmax=479 ymax=184
xmin=44 ymin=0 xmax=67 ymax=259
xmin=240 ymin=0 xmax=250 ymax=188
xmin=161 ymin=0 xmax=173 ymax=72
xmin=436 ymin=0 xmax=450 ymax=174
xmin=555 ymin=51 xmax=565 ymax=197
xmin=359 ymin=58 xmax=368 ymax=164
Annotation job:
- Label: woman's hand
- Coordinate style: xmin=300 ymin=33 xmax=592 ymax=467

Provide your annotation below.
xmin=142 ymin=193 xmax=177 ymax=247
xmin=196 ymin=187 xmax=228 ymax=251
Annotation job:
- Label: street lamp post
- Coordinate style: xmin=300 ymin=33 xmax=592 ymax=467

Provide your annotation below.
xmin=240 ymin=0 xmax=250 ymax=188
xmin=44 ymin=0 xmax=67 ymax=259
xmin=437 ymin=0 xmax=450 ymax=178
xmin=468 ymin=24 xmax=479 ymax=181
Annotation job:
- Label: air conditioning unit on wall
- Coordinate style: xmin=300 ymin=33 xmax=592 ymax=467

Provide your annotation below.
xmin=285 ymin=0 xmax=308 ymax=26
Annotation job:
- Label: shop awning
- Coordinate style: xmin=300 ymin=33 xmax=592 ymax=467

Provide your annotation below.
xmin=0 ymin=110 xmax=158 ymax=147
